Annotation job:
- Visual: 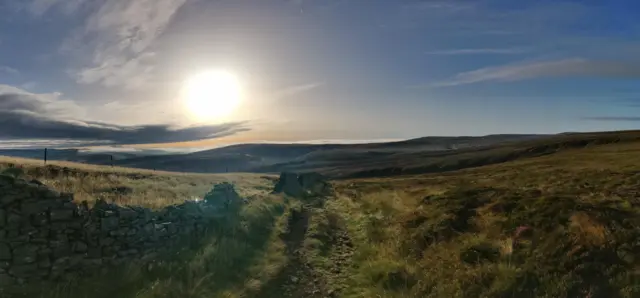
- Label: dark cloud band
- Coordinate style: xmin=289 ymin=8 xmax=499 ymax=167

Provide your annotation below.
xmin=0 ymin=91 xmax=249 ymax=145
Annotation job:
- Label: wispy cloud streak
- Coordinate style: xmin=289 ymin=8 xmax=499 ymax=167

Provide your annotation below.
xmin=424 ymin=48 xmax=527 ymax=55
xmin=431 ymin=58 xmax=640 ymax=87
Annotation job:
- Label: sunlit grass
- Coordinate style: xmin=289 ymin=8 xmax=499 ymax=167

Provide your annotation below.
xmin=329 ymin=141 xmax=640 ymax=297
xmin=0 ymin=156 xmax=272 ymax=208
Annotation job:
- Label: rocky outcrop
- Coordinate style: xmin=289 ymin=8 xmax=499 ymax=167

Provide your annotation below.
xmin=0 ymin=174 xmax=242 ymax=286
xmin=273 ymin=172 xmax=331 ymax=197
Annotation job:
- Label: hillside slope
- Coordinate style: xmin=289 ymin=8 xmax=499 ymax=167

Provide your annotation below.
xmin=326 ymin=139 xmax=640 ymax=297
xmin=4 ymin=133 xmax=640 ymax=297
xmin=258 ymin=130 xmax=640 ymax=178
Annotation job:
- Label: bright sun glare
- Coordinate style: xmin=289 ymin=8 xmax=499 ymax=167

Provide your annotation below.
xmin=182 ymin=70 xmax=242 ymax=122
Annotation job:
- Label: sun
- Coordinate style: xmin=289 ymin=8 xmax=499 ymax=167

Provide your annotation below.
xmin=182 ymin=70 xmax=242 ymax=122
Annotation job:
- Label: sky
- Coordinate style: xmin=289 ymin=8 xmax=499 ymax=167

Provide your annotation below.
xmin=1 ymin=0 xmax=640 ymax=149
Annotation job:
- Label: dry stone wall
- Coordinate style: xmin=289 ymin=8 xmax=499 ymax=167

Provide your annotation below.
xmin=0 ymin=175 xmax=242 ymax=286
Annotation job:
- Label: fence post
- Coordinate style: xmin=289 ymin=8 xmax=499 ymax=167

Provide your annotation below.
xmin=44 ymin=148 xmax=47 ymax=165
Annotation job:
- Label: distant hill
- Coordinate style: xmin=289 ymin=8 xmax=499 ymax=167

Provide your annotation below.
xmin=0 ymin=148 xmax=80 ymax=161
xmin=0 ymin=134 xmax=541 ymax=174
xmin=0 ymin=148 xmax=182 ymax=165
xmin=103 ymin=130 xmax=640 ymax=178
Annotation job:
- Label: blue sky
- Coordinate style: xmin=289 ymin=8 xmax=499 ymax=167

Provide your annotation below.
xmin=1 ymin=0 xmax=640 ymax=148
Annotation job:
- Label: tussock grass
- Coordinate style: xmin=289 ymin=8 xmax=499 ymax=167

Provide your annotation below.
xmin=330 ymin=141 xmax=640 ymax=297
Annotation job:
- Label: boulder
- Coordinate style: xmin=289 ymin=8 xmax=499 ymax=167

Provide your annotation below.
xmin=273 ymin=172 xmax=305 ymax=197
xmin=203 ymin=182 xmax=243 ymax=209
xmin=273 ymin=172 xmax=331 ymax=197
xmin=298 ymin=172 xmax=331 ymax=196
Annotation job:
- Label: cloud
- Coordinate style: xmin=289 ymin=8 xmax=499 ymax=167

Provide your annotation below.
xmin=431 ymin=58 xmax=640 ymax=87
xmin=273 ymin=82 xmax=324 ymax=99
xmin=0 ymin=66 xmax=18 ymax=75
xmin=20 ymin=82 xmax=37 ymax=90
xmin=0 ymin=85 xmax=82 ymax=117
xmin=0 ymin=85 xmax=249 ymax=145
xmin=75 ymin=52 xmax=158 ymax=89
xmin=581 ymin=117 xmax=640 ymax=122
xmin=0 ymin=139 xmax=110 ymax=149
xmin=424 ymin=48 xmax=527 ymax=55
xmin=67 ymin=0 xmax=187 ymax=89
xmin=403 ymin=1 xmax=475 ymax=13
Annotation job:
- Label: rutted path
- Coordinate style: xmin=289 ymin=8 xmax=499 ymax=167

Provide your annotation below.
xmin=254 ymin=203 xmax=356 ymax=298
xmin=251 ymin=172 xmax=357 ymax=297
xmin=323 ymin=218 xmax=355 ymax=295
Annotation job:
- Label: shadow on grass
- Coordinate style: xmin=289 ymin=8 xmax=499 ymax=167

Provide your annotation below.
xmin=7 ymin=199 xmax=286 ymax=298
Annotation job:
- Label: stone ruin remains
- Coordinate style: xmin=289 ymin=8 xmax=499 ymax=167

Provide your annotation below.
xmin=273 ymin=172 xmax=331 ymax=197
xmin=203 ymin=182 xmax=245 ymax=208
xmin=0 ymin=174 xmax=243 ymax=286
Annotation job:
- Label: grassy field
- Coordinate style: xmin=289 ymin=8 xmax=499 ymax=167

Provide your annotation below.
xmin=0 ymin=156 xmax=272 ymax=209
xmin=4 ymin=132 xmax=640 ymax=297
xmin=326 ymin=141 xmax=640 ymax=297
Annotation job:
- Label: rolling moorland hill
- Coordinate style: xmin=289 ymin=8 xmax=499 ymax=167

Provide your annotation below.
xmin=0 ymin=134 xmax=544 ymax=175
xmin=4 ymin=130 xmax=638 ymax=179
xmin=105 ymin=134 xmax=546 ymax=174
xmin=1 ymin=130 xmax=640 ymax=297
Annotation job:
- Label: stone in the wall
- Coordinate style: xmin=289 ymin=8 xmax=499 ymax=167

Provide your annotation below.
xmin=119 ymin=208 xmax=137 ymax=220
xmin=21 ymin=200 xmax=47 ymax=215
xmin=0 ymin=273 xmax=14 ymax=286
xmin=7 ymin=213 xmax=22 ymax=227
xmin=37 ymin=256 xmax=51 ymax=269
xmin=0 ymin=244 xmax=11 ymax=260
xmin=10 ymin=263 xmax=38 ymax=279
xmin=72 ymin=241 xmax=88 ymax=253
xmin=101 ymin=217 xmax=119 ymax=232
xmin=32 ymin=213 xmax=48 ymax=226
xmin=13 ymin=245 xmax=38 ymax=265
xmin=50 ymin=209 xmax=74 ymax=221
xmin=87 ymin=247 xmax=101 ymax=259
